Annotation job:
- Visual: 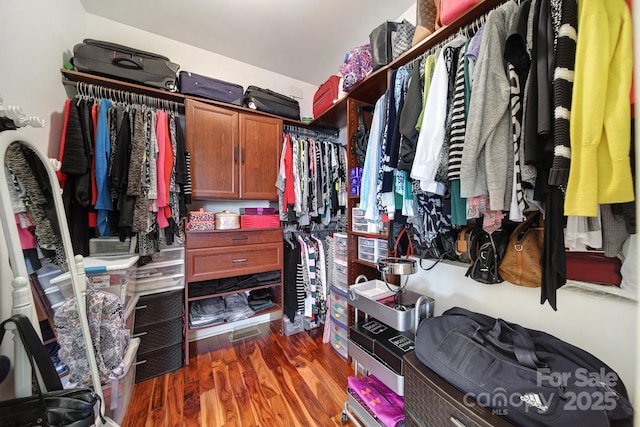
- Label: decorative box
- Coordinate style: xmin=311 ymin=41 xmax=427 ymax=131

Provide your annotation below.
xmin=189 ymin=208 xmax=216 ymax=222
xmin=187 ymin=221 xmax=216 ymax=231
xmin=240 ymin=207 xmax=276 ymax=215
xmin=215 ymin=211 xmax=240 ymax=230
xmin=240 ymin=214 xmax=280 ymax=229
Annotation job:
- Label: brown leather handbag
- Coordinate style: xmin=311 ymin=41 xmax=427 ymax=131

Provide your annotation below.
xmin=412 ymin=0 xmax=441 ymax=46
xmin=498 ymin=211 xmax=545 ymax=288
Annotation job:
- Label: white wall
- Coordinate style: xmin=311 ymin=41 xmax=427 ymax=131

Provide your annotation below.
xmin=404 ymin=260 xmax=638 ymax=402
xmin=0 ymin=0 xmax=87 ymax=398
xmin=85 ymin=14 xmax=319 ymax=120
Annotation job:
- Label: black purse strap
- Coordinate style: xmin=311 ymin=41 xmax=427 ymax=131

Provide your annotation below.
xmin=0 ymin=314 xmax=63 ymax=392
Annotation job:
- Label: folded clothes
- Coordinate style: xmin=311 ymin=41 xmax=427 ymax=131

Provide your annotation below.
xmin=256 ymin=270 xmax=281 ymax=284
xmin=249 ymin=300 xmax=275 ymax=313
xmin=225 ymin=292 xmax=254 ymax=322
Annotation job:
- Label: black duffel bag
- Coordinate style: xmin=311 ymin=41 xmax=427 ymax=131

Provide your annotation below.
xmin=0 ymin=315 xmax=99 ymax=427
xmin=415 ymin=307 xmax=634 ymax=427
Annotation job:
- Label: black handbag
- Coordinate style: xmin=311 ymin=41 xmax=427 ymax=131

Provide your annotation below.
xmin=0 ymin=315 xmax=100 ymax=427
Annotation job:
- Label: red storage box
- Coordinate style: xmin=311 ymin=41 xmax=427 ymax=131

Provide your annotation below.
xmin=240 ymin=207 xmax=276 ymax=215
xmin=240 ymin=215 xmax=280 ymax=229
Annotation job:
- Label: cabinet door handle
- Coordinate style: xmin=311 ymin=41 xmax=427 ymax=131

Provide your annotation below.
xmin=232 ymin=258 xmax=248 ymax=263
xmin=132 ymin=331 xmax=148 ymax=338
xmin=134 ymin=360 xmax=147 ymax=366
xmin=135 ymin=305 xmax=148 ymax=310
xmin=449 ymin=416 xmax=466 ymax=427
xmin=231 ymin=236 xmax=248 ymax=241
xmin=241 ymin=148 xmax=246 ymax=163
xmin=234 ymin=147 xmax=239 ymax=163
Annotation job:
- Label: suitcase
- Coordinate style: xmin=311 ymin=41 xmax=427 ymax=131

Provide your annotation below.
xmin=179 ymin=71 xmax=244 ymax=105
xmin=415 ymin=307 xmax=634 ymax=427
xmin=313 ymin=75 xmax=340 ymax=118
xmin=244 ymin=86 xmax=300 ymax=120
xmin=72 ymin=39 xmax=180 ymax=91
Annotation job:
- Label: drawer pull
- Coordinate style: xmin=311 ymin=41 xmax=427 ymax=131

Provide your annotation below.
xmin=132 ymin=331 xmax=148 ymax=338
xmin=135 ymin=305 xmax=148 ymax=310
xmin=232 ymin=258 xmax=248 ymax=263
xmin=231 ymin=237 xmax=249 ymax=241
xmin=134 ymin=360 xmax=147 ymax=366
xmin=450 ymin=417 xmax=466 ymax=427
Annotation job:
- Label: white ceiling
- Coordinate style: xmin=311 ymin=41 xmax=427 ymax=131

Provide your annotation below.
xmin=79 ymin=0 xmax=416 ymax=86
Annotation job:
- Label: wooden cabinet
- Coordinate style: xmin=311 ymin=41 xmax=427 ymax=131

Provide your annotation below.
xmin=185 ymin=99 xmax=282 ymax=200
xmin=184 ymin=228 xmax=284 ymax=363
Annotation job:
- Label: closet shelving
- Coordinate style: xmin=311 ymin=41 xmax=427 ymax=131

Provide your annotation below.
xmin=310 ymin=0 xmax=506 ymax=130
xmin=61 ymin=68 xmax=311 ymax=126
xmin=309 ymin=0 xmax=510 ymax=364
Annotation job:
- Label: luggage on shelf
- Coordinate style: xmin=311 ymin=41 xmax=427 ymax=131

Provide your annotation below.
xmin=179 ymin=71 xmax=244 ymax=105
xmin=243 ymin=85 xmax=300 ymax=120
xmin=72 ymin=39 xmax=180 ymax=91
xmin=415 ymin=307 xmax=634 ymax=427
xmin=313 ymin=75 xmax=341 ymax=118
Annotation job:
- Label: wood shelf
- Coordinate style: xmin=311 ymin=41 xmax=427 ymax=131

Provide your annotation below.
xmin=187 ymin=304 xmax=282 ymax=332
xmin=187 ymin=282 xmax=282 ymax=302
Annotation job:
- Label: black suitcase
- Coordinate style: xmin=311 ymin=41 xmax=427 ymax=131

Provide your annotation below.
xmin=72 ymin=39 xmax=180 ymax=92
xmin=179 ymin=71 xmax=244 ymax=105
xmin=244 ymin=86 xmax=300 ymax=120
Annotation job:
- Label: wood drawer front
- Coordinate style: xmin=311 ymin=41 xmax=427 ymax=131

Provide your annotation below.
xmin=186 ymin=228 xmax=282 ymax=249
xmin=187 ymin=243 xmax=282 ymax=282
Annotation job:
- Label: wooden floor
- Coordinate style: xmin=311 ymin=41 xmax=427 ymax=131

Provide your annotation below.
xmin=121 ymin=321 xmax=357 ymax=427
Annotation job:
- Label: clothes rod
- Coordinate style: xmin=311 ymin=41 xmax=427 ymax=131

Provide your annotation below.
xmin=63 ymin=79 xmax=183 ymax=112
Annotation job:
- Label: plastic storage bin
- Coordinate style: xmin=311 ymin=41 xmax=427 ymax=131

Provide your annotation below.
xmin=283 ymin=313 xmax=304 ymax=336
xmin=333 ymin=260 xmax=348 ymax=291
xmin=151 ymin=246 xmax=185 ymax=263
xmin=331 ymin=318 xmax=348 ymax=360
xmin=330 ymin=285 xmax=349 ymax=324
xmin=102 ymin=337 xmax=140 ymax=424
xmin=334 ymin=232 xmax=348 ymax=263
xmin=134 ymin=273 xmax=185 ymax=296
xmin=50 ymin=255 xmax=139 ymax=305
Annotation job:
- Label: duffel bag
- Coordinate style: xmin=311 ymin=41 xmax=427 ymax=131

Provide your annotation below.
xmin=244 ymin=86 xmax=300 ymax=120
xmin=73 ymin=39 xmax=180 ymax=91
xmin=415 ymin=307 xmax=634 ymax=427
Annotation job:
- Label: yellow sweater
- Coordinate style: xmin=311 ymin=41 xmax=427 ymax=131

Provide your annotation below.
xmin=564 ymin=0 xmax=634 ymax=217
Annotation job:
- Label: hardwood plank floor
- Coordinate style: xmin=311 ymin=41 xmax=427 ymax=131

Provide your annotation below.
xmin=121 ymin=322 xmax=357 ymax=427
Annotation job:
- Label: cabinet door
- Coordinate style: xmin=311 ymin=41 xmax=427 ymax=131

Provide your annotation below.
xmin=185 ymin=99 xmax=239 ymax=199
xmin=239 ymin=114 xmax=282 ymax=200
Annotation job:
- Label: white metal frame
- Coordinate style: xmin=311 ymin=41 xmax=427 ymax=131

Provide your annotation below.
xmin=0 ymin=130 xmax=119 ymax=426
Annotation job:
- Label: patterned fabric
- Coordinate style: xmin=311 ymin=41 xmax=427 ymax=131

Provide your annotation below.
xmin=548 ymin=0 xmax=577 ymax=187
xmin=54 ymin=290 xmax=129 ymax=387
xmin=392 ymin=20 xmax=416 ymax=60
xmin=339 ymin=44 xmax=373 ymax=93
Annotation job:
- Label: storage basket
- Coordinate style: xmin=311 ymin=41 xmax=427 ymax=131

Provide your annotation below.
xmin=135 ymin=289 xmax=184 ymax=327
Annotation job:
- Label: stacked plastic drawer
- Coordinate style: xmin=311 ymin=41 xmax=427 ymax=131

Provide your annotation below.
xmin=330 ymin=285 xmax=349 ymax=360
xmin=134 ymin=246 xmax=185 ymax=295
xmin=358 ymin=236 xmax=388 ymax=264
xmin=333 ymin=233 xmax=348 ymax=292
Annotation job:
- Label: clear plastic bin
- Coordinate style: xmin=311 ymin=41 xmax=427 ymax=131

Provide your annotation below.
xmin=151 ymin=246 xmax=185 ymax=263
xmin=51 ymin=255 xmax=138 ymax=305
xmin=333 ymin=260 xmax=348 ymax=288
xmin=102 ymin=337 xmax=140 ymax=424
xmin=134 ymin=273 xmax=185 ymax=296
xmin=334 ymin=233 xmax=348 ymax=263
xmin=283 ymin=314 xmax=304 ymax=336
xmin=135 ymin=259 xmax=185 ymax=280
